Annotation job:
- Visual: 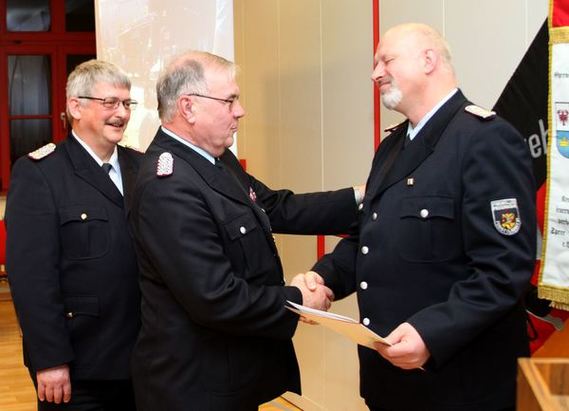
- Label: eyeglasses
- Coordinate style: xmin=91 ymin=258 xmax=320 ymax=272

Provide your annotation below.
xmin=184 ymin=93 xmax=239 ymax=109
xmin=78 ymin=96 xmax=138 ymax=110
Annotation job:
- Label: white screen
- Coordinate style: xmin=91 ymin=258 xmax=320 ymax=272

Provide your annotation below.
xmin=95 ymin=0 xmax=235 ymax=151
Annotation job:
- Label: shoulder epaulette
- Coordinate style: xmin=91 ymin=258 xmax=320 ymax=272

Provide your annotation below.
xmin=28 ymin=143 xmax=56 ymax=161
xmin=156 ymin=152 xmax=174 ymax=177
xmin=383 ymin=120 xmax=406 ymax=133
xmin=465 ymin=104 xmax=496 ymax=120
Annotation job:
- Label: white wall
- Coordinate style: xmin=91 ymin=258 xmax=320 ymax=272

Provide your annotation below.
xmin=235 ymin=1 xmax=548 ymax=410
xmin=95 ymin=0 xmax=235 ymax=151
xmin=234 ymin=1 xmax=373 ymax=409
xmin=379 ymin=1 xmax=548 ymax=139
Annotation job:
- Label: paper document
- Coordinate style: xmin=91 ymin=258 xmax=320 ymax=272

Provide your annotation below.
xmin=286 ymin=300 xmax=390 ymax=349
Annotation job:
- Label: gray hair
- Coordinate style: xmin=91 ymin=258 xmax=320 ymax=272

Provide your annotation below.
xmin=66 ymin=59 xmax=131 ymax=98
xmin=156 ymin=51 xmax=236 ymax=122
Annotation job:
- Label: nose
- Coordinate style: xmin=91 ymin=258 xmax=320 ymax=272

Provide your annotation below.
xmin=371 ymin=62 xmax=384 ymax=83
xmin=232 ymin=100 xmax=245 ymax=118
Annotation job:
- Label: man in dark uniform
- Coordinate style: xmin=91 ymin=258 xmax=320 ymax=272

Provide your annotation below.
xmin=304 ymin=23 xmax=536 ymax=410
xmin=128 ymin=51 xmax=361 ymax=410
xmin=6 ymin=60 xmax=141 ymax=410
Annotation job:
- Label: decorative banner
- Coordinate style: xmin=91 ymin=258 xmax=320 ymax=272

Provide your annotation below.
xmin=493 ymin=21 xmax=569 ymax=352
xmin=539 ymin=0 xmax=569 ymax=310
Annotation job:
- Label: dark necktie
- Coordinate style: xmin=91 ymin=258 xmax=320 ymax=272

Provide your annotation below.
xmin=102 ymin=163 xmax=112 ymax=174
xmin=404 ymin=133 xmax=412 ymax=148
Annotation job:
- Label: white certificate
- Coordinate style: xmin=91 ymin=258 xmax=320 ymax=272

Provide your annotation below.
xmin=286 ymin=300 xmax=390 ymax=349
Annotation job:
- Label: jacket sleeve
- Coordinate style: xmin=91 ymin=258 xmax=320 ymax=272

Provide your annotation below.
xmin=222 ymin=149 xmax=359 ymax=235
xmin=251 ymin=177 xmax=359 ymax=236
xmin=6 ymin=158 xmax=74 ymax=371
xmin=311 ymin=235 xmax=360 ymax=300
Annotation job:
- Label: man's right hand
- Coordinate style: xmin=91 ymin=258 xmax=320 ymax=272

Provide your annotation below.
xmin=36 ymin=364 xmax=71 ymax=404
xmin=290 ymin=272 xmax=334 ymax=311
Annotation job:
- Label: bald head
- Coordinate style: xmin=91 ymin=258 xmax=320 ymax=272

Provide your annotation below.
xmin=383 ymin=23 xmax=454 ymax=73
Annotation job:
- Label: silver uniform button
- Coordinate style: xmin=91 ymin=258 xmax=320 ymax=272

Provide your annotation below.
xmin=371 ymin=212 xmax=378 ymax=221
xmin=80 ymin=213 xmax=87 ymax=220
xmin=66 ymin=312 xmax=73 ymax=318
xmin=420 ymin=209 xmax=429 ymax=218
xmin=362 ymin=317 xmax=370 ymax=326
xmin=361 ymin=246 xmax=369 ymax=255
xmin=360 ymin=281 xmax=368 ymax=290
xmin=239 ymin=226 xmax=247 ymax=235
xmin=358 ymin=203 xmax=364 ymax=211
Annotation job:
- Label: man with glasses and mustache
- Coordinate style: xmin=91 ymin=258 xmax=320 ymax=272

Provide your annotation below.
xmin=128 ymin=50 xmax=362 ymax=410
xmin=6 ymin=60 xmax=141 ymax=410
xmin=301 ymin=23 xmax=536 ymax=410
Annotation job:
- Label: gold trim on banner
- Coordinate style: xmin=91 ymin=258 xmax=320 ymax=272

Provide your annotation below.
xmin=550 ymin=27 xmax=569 ymax=43
xmin=539 ymin=8 xmax=555 ymax=285
xmin=539 ymin=285 xmax=569 ymax=311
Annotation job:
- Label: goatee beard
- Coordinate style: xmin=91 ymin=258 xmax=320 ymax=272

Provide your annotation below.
xmin=381 ymin=82 xmax=402 ymax=110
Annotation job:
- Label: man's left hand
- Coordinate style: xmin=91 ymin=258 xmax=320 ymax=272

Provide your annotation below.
xmin=373 ymin=322 xmax=430 ymax=370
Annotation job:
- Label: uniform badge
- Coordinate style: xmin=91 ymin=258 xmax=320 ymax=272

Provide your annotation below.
xmin=28 ymin=143 xmax=56 ymax=160
xmin=156 ymin=152 xmax=174 ymax=177
xmin=465 ymin=105 xmax=496 ymax=120
xmin=491 ymin=198 xmax=521 ymax=236
xmin=249 ymin=187 xmax=257 ymax=203
xmin=554 ymin=102 xmax=569 ymax=159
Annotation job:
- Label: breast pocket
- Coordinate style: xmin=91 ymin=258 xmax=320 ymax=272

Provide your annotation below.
xmin=223 ymin=210 xmax=272 ymax=281
xmin=59 ymin=206 xmax=110 ymax=260
xmin=398 ymin=196 xmax=457 ymax=262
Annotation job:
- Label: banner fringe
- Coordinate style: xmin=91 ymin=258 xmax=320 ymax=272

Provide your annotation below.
xmin=538 ymin=285 xmax=569 ymax=310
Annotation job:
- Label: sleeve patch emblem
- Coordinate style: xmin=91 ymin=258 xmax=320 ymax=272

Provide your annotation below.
xmin=156 ymin=152 xmax=174 ymax=177
xmin=491 ymin=198 xmax=521 ymax=236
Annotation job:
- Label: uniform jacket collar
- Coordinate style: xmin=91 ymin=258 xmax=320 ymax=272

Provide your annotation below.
xmin=152 ymin=128 xmax=251 ymax=207
xmin=368 ymin=89 xmax=467 ymax=198
xmin=64 ymin=135 xmax=124 ymax=208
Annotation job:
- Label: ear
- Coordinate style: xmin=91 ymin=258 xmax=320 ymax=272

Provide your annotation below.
xmin=423 ymin=49 xmax=438 ymax=74
xmin=178 ymin=95 xmax=197 ymax=124
xmin=67 ymin=98 xmax=82 ymax=120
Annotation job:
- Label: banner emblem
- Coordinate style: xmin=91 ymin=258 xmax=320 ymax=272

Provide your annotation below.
xmin=555 ymin=102 xmax=569 ymax=158
xmin=491 ymin=198 xmax=521 ymax=235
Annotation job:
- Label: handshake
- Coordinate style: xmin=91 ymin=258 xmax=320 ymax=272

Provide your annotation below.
xmin=290 ymin=271 xmax=333 ymax=312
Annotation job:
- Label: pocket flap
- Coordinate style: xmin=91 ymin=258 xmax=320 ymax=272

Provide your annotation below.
xmin=224 ymin=212 xmax=258 ymax=241
xmin=60 ymin=206 xmax=109 ymax=225
xmin=399 ymin=197 xmax=454 ymax=219
xmin=63 ymin=296 xmax=100 ymax=317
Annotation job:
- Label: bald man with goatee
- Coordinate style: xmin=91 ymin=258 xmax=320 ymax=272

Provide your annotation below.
xmin=305 ymin=23 xmax=536 ymax=411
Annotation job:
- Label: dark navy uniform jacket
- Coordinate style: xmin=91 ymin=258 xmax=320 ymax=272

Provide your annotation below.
xmin=128 ymin=128 xmax=358 ymax=411
xmin=314 ymin=90 xmax=536 ymax=411
xmin=6 ymin=135 xmax=142 ymax=380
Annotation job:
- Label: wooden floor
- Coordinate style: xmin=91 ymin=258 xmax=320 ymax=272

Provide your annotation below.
xmin=0 ymin=287 xmax=301 ymax=411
